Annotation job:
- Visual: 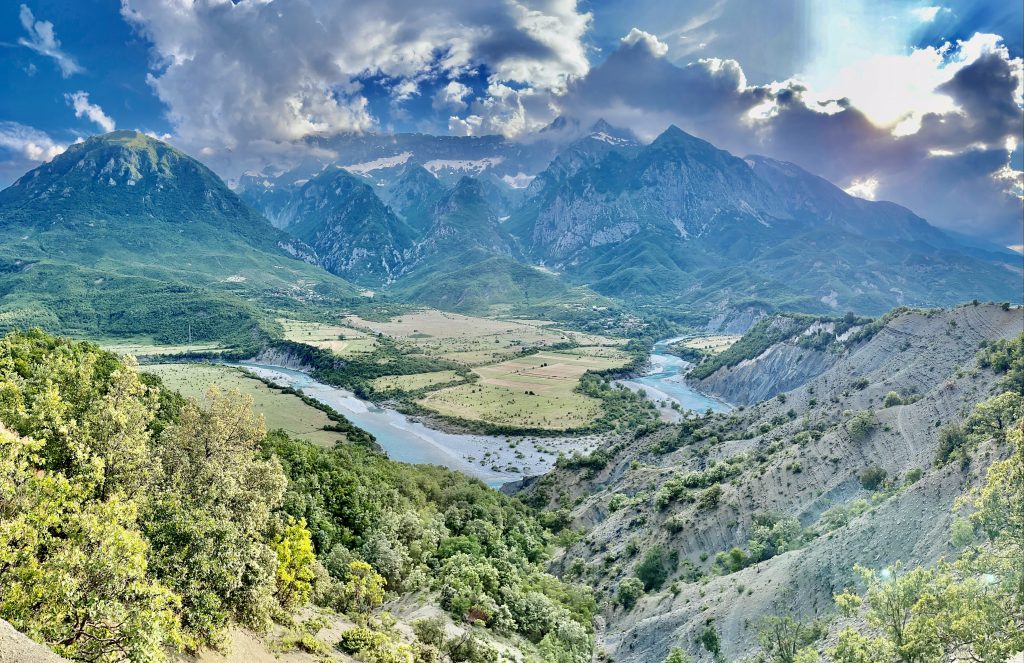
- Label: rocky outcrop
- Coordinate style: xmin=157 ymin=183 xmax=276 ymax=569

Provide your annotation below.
xmin=0 ymin=620 xmax=68 ymax=663
xmin=692 ymin=343 xmax=839 ymax=405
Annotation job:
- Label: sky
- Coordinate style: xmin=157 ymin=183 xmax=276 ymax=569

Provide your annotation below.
xmin=0 ymin=0 xmax=1021 ymax=247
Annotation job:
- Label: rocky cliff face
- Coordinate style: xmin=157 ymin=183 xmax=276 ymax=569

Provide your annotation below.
xmin=0 ymin=619 xmax=69 ymax=663
xmin=517 ymin=303 xmax=1023 ymax=662
xmin=692 ymin=342 xmax=839 ymax=405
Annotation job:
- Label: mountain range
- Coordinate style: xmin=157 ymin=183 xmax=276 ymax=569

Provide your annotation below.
xmin=239 ymin=120 xmax=1020 ymax=314
xmin=0 ymin=124 xmax=1020 ymax=344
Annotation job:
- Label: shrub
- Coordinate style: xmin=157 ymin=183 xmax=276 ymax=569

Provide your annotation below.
xmin=617 ymin=578 xmax=645 ymax=610
xmin=635 ymin=546 xmax=677 ymax=591
xmin=697 ymin=624 xmax=721 ymax=656
xmin=859 ymin=465 xmax=887 ymax=491
xmin=883 ymin=391 xmax=902 ymax=407
xmin=935 ymin=423 xmax=966 ymax=466
xmin=846 ymin=411 xmax=876 ymax=441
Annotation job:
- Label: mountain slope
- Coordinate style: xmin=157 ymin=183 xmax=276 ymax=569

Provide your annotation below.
xmin=516 ymin=303 xmax=1024 ymax=661
xmin=284 ymin=168 xmax=415 ymax=284
xmin=510 ymin=126 xmax=1022 ymax=313
xmin=403 ymin=177 xmax=516 ymax=272
xmin=0 ymin=131 xmax=357 ymax=344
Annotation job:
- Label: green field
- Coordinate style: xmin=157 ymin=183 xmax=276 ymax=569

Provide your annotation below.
xmin=345 ymin=308 xmax=623 ymax=366
xmin=278 ymin=318 xmax=378 ymax=357
xmin=416 ymin=350 xmax=629 ymax=429
xmin=143 ymin=363 xmax=346 ymax=446
xmin=370 ymin=370 xmax=466 ymax=392
xmin=100 ymin=337 xmax=226 ymax=356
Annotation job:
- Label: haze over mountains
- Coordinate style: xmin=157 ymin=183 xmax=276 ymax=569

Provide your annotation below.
xmin=0 ymin=121 xmax=1019 ymax=345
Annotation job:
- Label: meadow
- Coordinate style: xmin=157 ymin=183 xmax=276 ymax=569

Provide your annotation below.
xmin=277 ymin=318 xmax=378 ymax=356
xmin=416 ymin=349 xmax=630 ymax=430
xmin=142 ymin=362 xmax=347 ymax=446
xmin=344 ymin=309 xmax=623 ymax=366
xmin=99 ymin=337 xmax=226 ymax=356
xmin=678 ymin=334 xmax=742 ymax=353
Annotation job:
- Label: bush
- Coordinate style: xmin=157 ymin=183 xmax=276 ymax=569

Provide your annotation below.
xmin=697 ymin=624 xmax=721 ymax=656
xmin=635 ymin=546 xmax=677 ymax=591
xmin=883 ymin=391 xmax=903 ymax=407
xmin=859 ymin=465 xmax=887 ymax=491
xmin=617 ymin=578 xmax=645 ymax=610
xmin=846 ymin=411 xmax=876 ymax=441
xmin=934 ymin=422 xmax=967 ymax=466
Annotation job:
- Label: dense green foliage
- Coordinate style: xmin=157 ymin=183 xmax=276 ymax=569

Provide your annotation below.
xmin=0 ymin=329 xmax=302 ymax=657
xmin=265 ymin=431 xmax=595 ymax=659
xmin=0 ymin=330 xmax=596 ymax=662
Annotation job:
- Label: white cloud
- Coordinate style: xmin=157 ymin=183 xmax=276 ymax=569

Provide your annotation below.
xmin=844 ymin=176 xmax=880 ymax=200
xmin=17 ymin=4 xmax=83 ymax=77
xmin=433 ymin=81 xmax=472 ymax=111
xmin=807 ymin=32 xmax=1011 ymax=132
xmin=121 ymin=0 xmax=592 ymax=169
xmin=910 ymin=6 xmax=943 ymax=23
xmin=65 ymin=91 xmax=116 ymax=133
xmin=0 ymin=121 xmax=65 ymax=162
xmin=621 ymin=27 xmax=668 ymax=57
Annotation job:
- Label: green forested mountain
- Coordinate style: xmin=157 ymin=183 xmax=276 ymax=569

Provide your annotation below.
xmin=238 ymin=123 xmax=1021 ymax=317
xmin=284 ymin=168 xmax=416 ymax=285
xmin=0 ymin=131 xmax=358 ymax=344
xmin=506 ymin=126 xmax=1022 ymax=313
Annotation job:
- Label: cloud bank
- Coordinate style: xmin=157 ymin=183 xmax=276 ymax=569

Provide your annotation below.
xmin=107 ymin=1 xmax=1021 ymax=244
xmin=120 ymin=0 xmax=592 ymax=164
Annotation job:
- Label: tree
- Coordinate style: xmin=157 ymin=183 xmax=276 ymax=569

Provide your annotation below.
xmin=663 ymin=647 xmax=694 ymax=663
xmin=636 ymin=545 xmax=675 ymax=590
xmin=755 ymin=615 xmax=825 ymax=663
xmin=617 ymin=577 xmax=644 ymax=610
xmin=144 ymin=388 xmax=286 ymax=649
xmin=859 ymin=465 xmax=887 ymax=491
xmin=883 ymin=391 xmax=902 ymax=407
xmin=340 ymin=560 xmax=387 ymax=617
xmin=0 ymin=425 xmax=181 ymax=663
xmin=846 ymin=411 xmax=876 ymax=442
xmin=276 ymin=517 xmax=317 ymax=610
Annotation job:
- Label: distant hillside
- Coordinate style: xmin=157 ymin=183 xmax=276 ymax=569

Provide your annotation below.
xmin=0 ymin=131 xmax=358 ymax=345
xmin=236 ymin=122 xmax=1021 ymax=318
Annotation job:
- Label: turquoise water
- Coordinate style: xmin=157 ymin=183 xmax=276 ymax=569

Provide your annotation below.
xmin=236 ymin=362 xmax=516 ymax=488
xmin=629 ymin=337 xmax=732 ymax=414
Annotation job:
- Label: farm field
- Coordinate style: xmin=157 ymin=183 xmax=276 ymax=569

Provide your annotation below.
xmin=679 ymin=334 xmax=742 ymax=353
xmin=344 ymin=308 xmax=624 ymax=366
xmin=142 ymin=362 xmax=347 ymax=446
xmin=100 ymin=337 xmax=225 ymax=356
xmin=278 ymin=318 xmax=378 ymax=356
xmin=416 ymin=350 xmax=630 ymax=429
xmin=370 ymin=370 xmax=466 ymax=393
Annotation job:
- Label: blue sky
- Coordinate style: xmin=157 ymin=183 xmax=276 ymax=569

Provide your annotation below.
xmin=0 ymin=0 xmax=1021 ymax=245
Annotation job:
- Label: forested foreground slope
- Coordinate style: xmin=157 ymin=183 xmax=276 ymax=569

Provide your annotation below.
xmin=0 ymin=330 xmax=594 ymax=663
xmin=517 ymin=303 xmax=1023 ymax=662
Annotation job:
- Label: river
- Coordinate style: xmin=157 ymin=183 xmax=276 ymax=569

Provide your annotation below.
xmin=237 ymin=339 xmax=728 ymax=487
xmin=616 ymin=337 xmax=732 ymax=418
